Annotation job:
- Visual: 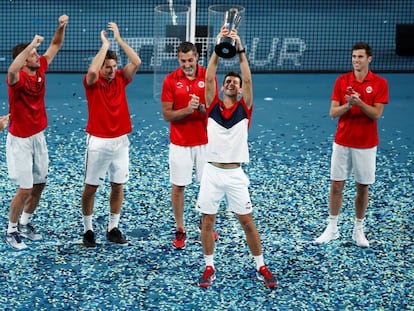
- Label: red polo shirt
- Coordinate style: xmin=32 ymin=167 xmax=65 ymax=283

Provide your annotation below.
xmin=331 ymin=70 xmax=389 ymax=148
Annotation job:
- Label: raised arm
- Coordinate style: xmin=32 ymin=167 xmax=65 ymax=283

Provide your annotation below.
xmin=44 ymin=14 xmax=69 ymax=64
xmin=7 ymin=35 xmax=44 ymax=85
xmin=232 ymin=30 xmax=252 ymax=109
xmin=109 ymin=22 xmax=141 ymax=80
xmin=205 ymin=53 xmax=219 ymax=109
xmin=85 ymin=30 xmax=110 ymax=85
xmin=205 ymin=28 xmax=227 ymax=108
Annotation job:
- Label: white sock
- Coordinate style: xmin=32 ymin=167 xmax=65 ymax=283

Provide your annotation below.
xmin=83 ymin=215 xmax=93 ymax=233
xmin=204 ymin=254 xmax=214 ymax=269
xmin=354 ymin=217 xmax=365 ymax=228
xmin=7 ymin=222 xmax=18 ymax=234
xmin=254 ymin=254 xmax=265 ymax=270
xmin=20 ymin=212 xmax=33 ymax=226
xmin=328 ymin=214 xmax=339 ymax=228
xmin=108 ymin=213 xmax=120 ymax=232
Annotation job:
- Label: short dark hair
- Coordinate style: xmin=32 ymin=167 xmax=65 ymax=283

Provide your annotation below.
xmin=352 ymin=42 xmax=372 ymax=57
xmin=12 ymin=43 xmax=29 ymax=59
xmin=223 ymin=71 xmax=242 ymax=87
xmin=105 ymin=50 xmax=118 ymax=62
xmin=177 ymin=41 xmax=197 ymax=55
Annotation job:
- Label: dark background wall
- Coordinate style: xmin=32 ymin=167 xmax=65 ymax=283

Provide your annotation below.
xmin=0 ymin=0 xmax=413 ymax=73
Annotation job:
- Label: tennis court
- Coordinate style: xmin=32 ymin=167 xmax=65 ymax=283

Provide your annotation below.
xmin=0 ymin=72 xmax=412 ymax=310
xmin=0 ymin=0 xmax=413 ymax=310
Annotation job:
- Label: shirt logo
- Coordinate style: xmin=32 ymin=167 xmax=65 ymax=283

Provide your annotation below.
xmin=176 ymin=82 xmax=184 ymax=89
xmin=346 ymin=86 xmax=354 ymax=94
xmin=198 ymin=81 xmax=205 ymax=88
xmin=366 ymin=86 xmax=373 ymax=93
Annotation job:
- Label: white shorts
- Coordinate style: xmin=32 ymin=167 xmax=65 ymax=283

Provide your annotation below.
xmin=6 ymin=131 xmax=49 ymax=189
xmin=84 ymin=134 xmax=130 ymax=186
xmin=169 ymin=143 xmax=206 ymax=186
xmin=330 ymin=142 xmax=377 ymax=185
xmin=196 ymin=163 xmax=253 ymax=215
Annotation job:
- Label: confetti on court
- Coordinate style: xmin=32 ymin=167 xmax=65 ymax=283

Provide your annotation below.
xmin=0 ymin=74 xmax=412 ymax=310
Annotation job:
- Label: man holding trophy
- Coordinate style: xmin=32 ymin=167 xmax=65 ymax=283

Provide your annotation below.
xmin=196 ymin=10 xmax=277 ymax=288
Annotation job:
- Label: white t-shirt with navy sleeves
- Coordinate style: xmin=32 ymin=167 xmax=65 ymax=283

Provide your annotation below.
xmin=206 ymin=97 xmax=252 ymax=163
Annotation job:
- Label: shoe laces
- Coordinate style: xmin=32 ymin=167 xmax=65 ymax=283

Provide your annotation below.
xmin=175 ymin=230 xmax=186 ymax=241
xmin=354 ymin=226 xmax=365 ymax=235
xmin=202 ymin=266 xmax=214 ymax=280
xmin=23 ymin=223 xmax=36 ymax=232
xmin=259 ymin=266 xmax=273 ymax=280
xmin=85 ymin=230 xmax=95 ymax=239
xmin=110 ymin=228 xmax=122 ymax=237
xmin=9 ymin=231 xmax=23 ymax=243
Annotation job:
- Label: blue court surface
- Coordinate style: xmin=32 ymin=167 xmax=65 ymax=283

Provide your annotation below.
xmin=0 ymin=73 xmax=413 ymax=310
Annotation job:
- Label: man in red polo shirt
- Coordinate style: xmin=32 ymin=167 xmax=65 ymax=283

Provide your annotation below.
xmin=161 ymin=42 xmax=218 ymax=249
xmin=314 ymin=42 xmax=389 ymax=248
xmin=5 ymin=15 xmax=69 ymax=250
xmin=81 ymin=22 xmax=141 ymax=248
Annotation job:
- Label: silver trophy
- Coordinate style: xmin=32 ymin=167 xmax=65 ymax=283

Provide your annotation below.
xmin=214 ymin=8 xmax=242 ymax=58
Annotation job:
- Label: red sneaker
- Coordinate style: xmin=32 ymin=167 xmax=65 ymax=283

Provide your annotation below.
xmin=256 ymin=265 xmax=277 ymax=288
xmin=173 ymin=228 xmax=186 ymax=249
xmin=198 ymin=266 xmax=216 ymax=288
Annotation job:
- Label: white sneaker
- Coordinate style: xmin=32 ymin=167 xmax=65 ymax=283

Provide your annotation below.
xmin=352 ymin=226 xmax=369 ymax=247
xmin=5 ymin=231 xmax=27 ymax=250
xmin=314 ymin=224 xmax=340 ymax=244
xmin=18 ymin=223 xmax=42 ymax=241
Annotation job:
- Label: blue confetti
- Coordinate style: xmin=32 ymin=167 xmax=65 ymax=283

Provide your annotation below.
xmin=0 ymin=74 xmax=412 ymax=310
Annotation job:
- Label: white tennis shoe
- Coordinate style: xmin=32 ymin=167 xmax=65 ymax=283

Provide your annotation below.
xmin=314 ymin=223 xmax=340 ymax=244
xmin=352 ymin=226 xmax=370 ymax=247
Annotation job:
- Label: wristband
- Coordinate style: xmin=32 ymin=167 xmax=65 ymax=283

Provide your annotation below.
xmin=237 ymin=48 xmax=246 ymax=54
